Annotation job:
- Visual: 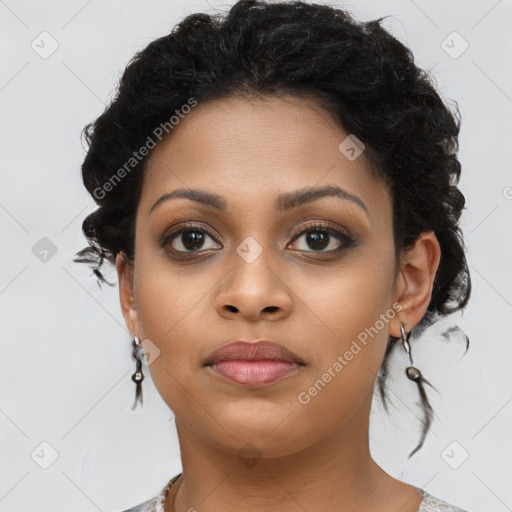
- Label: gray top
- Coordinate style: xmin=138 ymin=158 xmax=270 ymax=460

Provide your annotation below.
xmin=120 ymin=473 xmax=468 ymax=512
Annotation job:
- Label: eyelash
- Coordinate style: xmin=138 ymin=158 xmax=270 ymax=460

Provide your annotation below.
xmin=159 ymin=221 xmax=356 ymax=258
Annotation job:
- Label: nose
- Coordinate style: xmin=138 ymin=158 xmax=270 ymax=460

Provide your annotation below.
xmin=214 ymin=245 xmax=293 ymax=323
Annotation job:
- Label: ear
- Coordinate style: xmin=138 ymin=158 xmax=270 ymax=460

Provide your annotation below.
xmin=389 ymin=231 xmax=441 ymax=337
xmin=116 ymin=252 xmax=140 ymax=337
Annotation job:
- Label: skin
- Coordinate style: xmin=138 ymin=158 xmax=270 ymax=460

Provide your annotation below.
xmin=116 ymin=94 xmax=441 ymax=512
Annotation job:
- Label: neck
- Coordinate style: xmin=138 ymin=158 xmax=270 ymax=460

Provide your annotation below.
xmin=166 ymin=392 xmax=423 ymax=512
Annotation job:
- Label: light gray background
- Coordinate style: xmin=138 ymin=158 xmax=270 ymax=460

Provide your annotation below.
xmin=1 ymin=1 xmax=511 ymax=511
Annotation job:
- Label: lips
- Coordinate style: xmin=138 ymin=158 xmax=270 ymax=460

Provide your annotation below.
xmin=203 ymin=340 xmax=305 ymax=366
xmin=204 ymin=340 xmax=305 ymax=386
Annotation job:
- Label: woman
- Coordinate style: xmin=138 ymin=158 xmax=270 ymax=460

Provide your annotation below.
xmin=74 ymin=1 xmax=471 ymax=510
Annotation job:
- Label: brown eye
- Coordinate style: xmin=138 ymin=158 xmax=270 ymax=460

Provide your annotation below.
xmin=161 ymin=224 xmax=221 ymax=253
xmin=288 ymin=223 xmax=355 ymax=254
xmin=175 ymin=230 xmax=207 ymax=251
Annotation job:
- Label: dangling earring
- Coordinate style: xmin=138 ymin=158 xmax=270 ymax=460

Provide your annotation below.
xmin=400 ymin=321 xmax=437 ymax=458
xmin=131 ymin=336 xmax=145 ymax=410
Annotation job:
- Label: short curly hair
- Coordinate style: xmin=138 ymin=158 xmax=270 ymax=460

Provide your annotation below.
xmin=74 ymin=0 xmax=471 ymax=457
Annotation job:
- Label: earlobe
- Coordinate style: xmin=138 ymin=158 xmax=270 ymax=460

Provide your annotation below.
xmin=116 ymin=252 xmax=140 ymax=337
xmin=390 ymin=231 xmax=441 ymax=337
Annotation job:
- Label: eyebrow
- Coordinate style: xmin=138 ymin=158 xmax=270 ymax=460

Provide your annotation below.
xmin=149 ymin=184 xmax=368 ymax=216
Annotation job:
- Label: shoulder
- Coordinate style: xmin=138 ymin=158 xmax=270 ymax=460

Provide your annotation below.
xmin=117 ymin=473 xmax=182 ymax=512
xmin=418 ymin=489 xmax=469 ymax=512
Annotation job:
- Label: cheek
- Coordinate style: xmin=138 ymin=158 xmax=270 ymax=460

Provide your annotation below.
xmin=134 ymin=269 xmax=212 ymax=367
xmin=284 ymin=269 xmax=396 ymax=443
xmin=294 ymin=256 xmax=396 ymax=359
xmin=132 ymin=250 xmax=225 ymax=404
xmin=133 ymin=239 xmax=213 ymax=336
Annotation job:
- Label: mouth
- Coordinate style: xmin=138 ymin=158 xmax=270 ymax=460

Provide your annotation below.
xmin=207 ymin=360 xmax=304 ymax=386
xmin=204 ymin=340 xmax=305 ymax=387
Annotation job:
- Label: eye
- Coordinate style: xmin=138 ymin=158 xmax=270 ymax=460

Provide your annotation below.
xmin=160 ymin=221 xmax=355 ymax=257
xmin=287 ymin=222 xmax=355 ymax=254
xmin=160 ymin=223 xmax=221 ymax=253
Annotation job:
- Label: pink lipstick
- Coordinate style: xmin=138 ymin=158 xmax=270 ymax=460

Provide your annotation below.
xmin=204 ymin=340 xmax=304 ymax=387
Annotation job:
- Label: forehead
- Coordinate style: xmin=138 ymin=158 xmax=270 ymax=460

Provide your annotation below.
xmin=140 ymin=95 xmax=391 ymax=222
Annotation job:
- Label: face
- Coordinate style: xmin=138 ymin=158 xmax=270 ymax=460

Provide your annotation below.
xmin=117 ymin=94 xmax=439 ymax=459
